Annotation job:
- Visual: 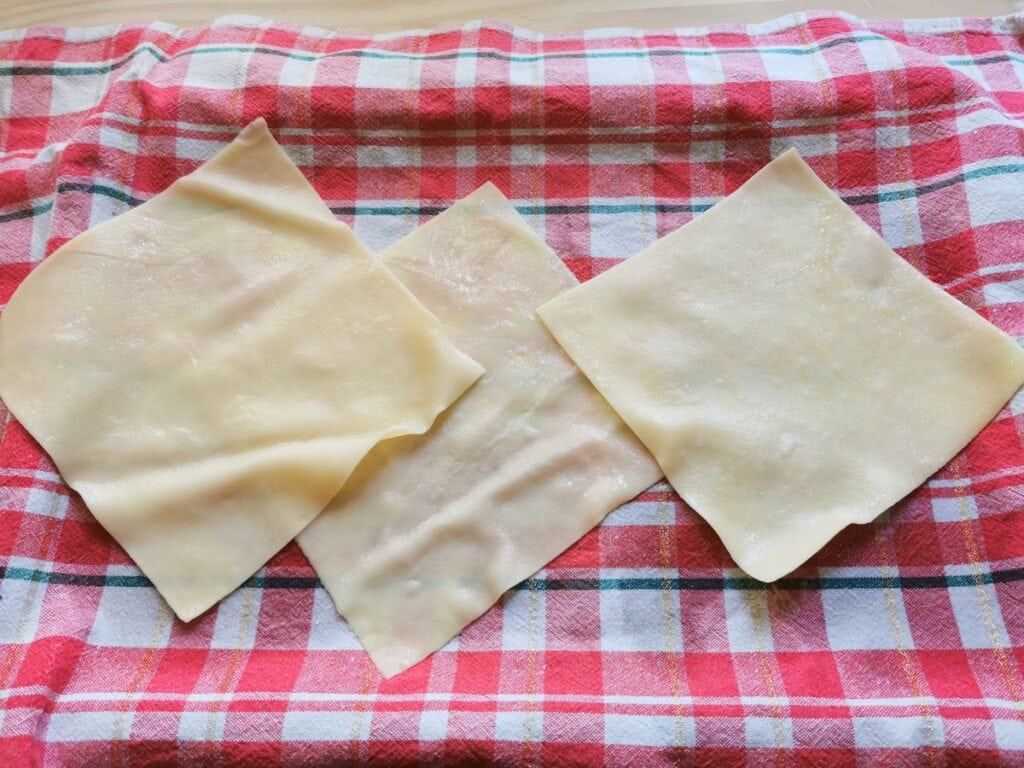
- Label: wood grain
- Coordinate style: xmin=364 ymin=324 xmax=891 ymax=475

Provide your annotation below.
xmin=0 ymin=0 xmax=1018 ymax=33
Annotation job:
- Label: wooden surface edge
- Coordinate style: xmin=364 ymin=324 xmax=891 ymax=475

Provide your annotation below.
xmin=1 ymin=0 xmax=1020 ymax=34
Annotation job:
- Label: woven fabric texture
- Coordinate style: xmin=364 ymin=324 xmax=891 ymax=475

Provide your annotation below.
xmin=1 ymin=11 xmax=1024 ymax=766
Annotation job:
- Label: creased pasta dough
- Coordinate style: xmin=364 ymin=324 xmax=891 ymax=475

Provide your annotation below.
xmin=0 ymin=119 xmax=483 ymax=621
xmin=538 ymin=149 xmax=1024 ymax=583
xmin=298 ymin=184 xmax=661 ymax=677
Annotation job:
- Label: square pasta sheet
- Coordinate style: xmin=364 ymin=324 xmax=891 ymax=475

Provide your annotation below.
xmin=299 ymin=184 xmax=661 ymax=677
xmin=538 ymin=150 xmax=1024 ymax=581
xmin=0 ymin=119 xmax=482 ymax=621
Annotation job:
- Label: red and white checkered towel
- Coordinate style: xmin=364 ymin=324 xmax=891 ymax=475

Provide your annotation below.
xmin=2 ymin=10 xmax=1024 ymax=766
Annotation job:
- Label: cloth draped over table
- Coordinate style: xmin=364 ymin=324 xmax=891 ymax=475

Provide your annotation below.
xmin=1 ymin=10 xmax=1023 ymax=766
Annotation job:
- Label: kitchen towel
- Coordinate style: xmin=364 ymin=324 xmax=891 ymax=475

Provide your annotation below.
xmin=1 ymin=10 xmax=1023 ymax=765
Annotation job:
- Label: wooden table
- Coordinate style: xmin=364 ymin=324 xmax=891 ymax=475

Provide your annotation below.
xmin=0 ymin=0 xmax=1018 ymax=32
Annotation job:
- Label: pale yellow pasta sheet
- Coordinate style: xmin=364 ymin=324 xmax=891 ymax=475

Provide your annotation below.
xmin=538 ymin=149 xmax=1024 ymax=582
xmin=0 ymin=119 xmax=483 ymax=621
xmin=298 ymin=184 xmax=661 ymax=677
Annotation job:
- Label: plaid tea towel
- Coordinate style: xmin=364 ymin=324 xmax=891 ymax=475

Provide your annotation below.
xmin=2 ymin=10 xmax=1024 ymax=766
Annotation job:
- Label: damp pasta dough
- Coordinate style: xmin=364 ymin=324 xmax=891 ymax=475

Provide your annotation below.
xmin=0 ymin=119 xmax=483 ymax=622
xmin=538 ymin=149 xmax=1024 ymax=583
xmin=298 ymin=184 xmax=661 ymax=677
